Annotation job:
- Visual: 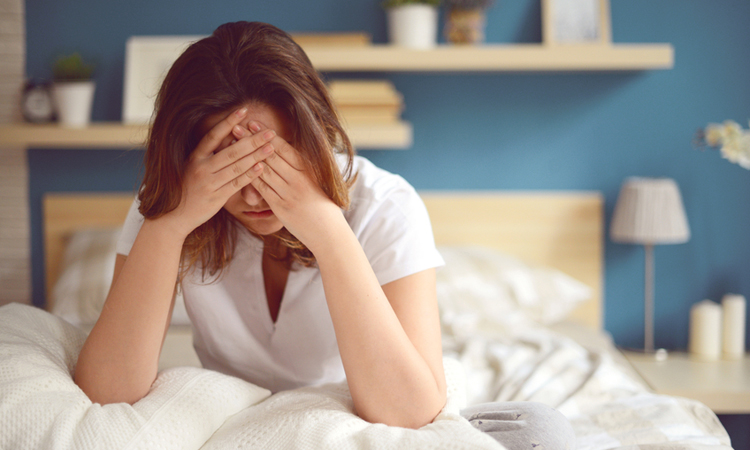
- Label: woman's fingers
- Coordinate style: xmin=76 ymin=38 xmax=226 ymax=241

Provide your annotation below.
xmin=214 ymin=142 xmax=275 ymax=192
xmin=216 ymin=160 xmax=265 ymax=198
xmin=265 ymin=134 xmax=304 ymax=172
xmin=250 ymin=164 xmax=282 ymax=203
xmin=251 ymin=140 xmax=314 ymax=208
xmin=194 ymin=107 xmax=249 ymax=158
xmin=209 ymin=122 xmax=308 ymax=206
xmin=256 ymin=137 xmax=307 ymax=197
xmin=209 ymin=128 xmax=276 ymax=174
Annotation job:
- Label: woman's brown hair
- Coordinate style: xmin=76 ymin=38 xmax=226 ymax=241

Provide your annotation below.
xmin=138 ymin=21 xmax=355 ymax=280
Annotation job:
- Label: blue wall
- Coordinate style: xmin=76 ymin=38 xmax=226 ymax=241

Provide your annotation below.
xmin=26 ymin=0 xmax=750 ymax=350
xmin=25 ymin=0 xmax=750 ymax=445
xmin=26 ymin=0 xmax=750 ymax=349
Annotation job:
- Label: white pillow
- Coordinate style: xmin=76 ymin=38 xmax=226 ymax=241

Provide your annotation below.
xmin=51 ymin=227 xmax=191 ymax=326
xmin=436 ymin=246 xmax=591 ymax=334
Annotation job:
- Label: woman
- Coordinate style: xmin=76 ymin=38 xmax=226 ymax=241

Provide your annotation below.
xmin=74 ymin=21 xmax=446 ymax=429
xmin=74 ymin=22 xmax=575 ymax=445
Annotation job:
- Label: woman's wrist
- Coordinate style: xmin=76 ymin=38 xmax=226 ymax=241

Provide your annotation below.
xmin=304 ymin=209 xmax=356 ymax=260
xmin=141 ymin=215 xmax=192 ymax=247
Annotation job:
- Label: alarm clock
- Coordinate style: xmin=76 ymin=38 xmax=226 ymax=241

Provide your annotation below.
xmin=22 ymin=80 xmax=56 ymax=123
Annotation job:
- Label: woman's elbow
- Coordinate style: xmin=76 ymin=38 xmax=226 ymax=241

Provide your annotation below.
xmin=74 ymin=368 xmax=151 ymax=405
xmin=413 ymin=387 xmax=448 ymax=428
xmin=401 ymin=399 xmax=447 ymax=429
xmin=360 ymin=388 xmax=447 ymax=429
xmin=397 ymin=375 xmax=448 ymax=428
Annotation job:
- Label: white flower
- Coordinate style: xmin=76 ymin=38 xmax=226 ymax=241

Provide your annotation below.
xmin=736 ymin=133 xmax=750 ymax=169
xmin=722 ymin=120 xmax=743 ymax=141
xmin=720 ymin=132 xmax=750 ymax=169
xmin=701 ymin=119 xmax=750 ymax=170
xmin=704 ymin=123 xmax=724 ymax=146
xmin=720 ymin=139 xmax=741 ymax=163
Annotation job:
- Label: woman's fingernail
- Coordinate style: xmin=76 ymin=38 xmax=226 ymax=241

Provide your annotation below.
xmin=253 ymin=163 xmax=263 ymax=172
xmin=263 ymin=130 xmax=275 ymax=140
xmin=249 ymin=122 xmax=261 ymax=132
xmin=233 ymin=125 xmax=246 ymax=137
xmin=263 ymin=144 xmax=274 ymax=154
xmin=235 ymin=107 xmax=248 ymax=117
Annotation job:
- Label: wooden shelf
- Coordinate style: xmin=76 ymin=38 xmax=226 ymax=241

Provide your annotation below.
xmin=0 ymin=121 xmax=412 ymax=150
xmin=1 ymin=43 xmax=672 ymax=151
xmin=0 ymin=123 xmax=147 ymax=149
xmin=303 ymin=43 xmax=674 ymax=72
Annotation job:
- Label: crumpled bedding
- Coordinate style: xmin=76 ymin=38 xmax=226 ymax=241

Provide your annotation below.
xmin=0 ymin=301 xmax=733 ymax=450
xmin=0 ymin=303 xmax=502 ymax=450
xmin=441 ymin=313 xmax=733 ymax=450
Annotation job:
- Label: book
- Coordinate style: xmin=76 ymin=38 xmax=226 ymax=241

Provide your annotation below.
xmin=337 ymin=105 xmax=403 ymax=124
xmin=327 ymin=80 xmax=403 ymax=106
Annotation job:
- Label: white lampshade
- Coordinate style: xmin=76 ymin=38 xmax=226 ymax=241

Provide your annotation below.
xmin=611 ymin=177 xmax=690 ymax=245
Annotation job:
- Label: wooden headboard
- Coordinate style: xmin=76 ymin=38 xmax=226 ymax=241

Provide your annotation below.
xmin=421 ymin=191 xmax=603 ymax=330
xmin=43 ymin=191 xmax=603 ymax=329
xmin=43 ymin=192 xmax=136 ymax=309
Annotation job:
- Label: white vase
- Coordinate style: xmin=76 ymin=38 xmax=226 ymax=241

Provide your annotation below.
xmin=53 ymin=81 xmax=96 ymax=128
xmin=387 ymin=4 xmax=439 ymax=49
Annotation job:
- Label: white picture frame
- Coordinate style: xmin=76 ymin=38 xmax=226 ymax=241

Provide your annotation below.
xmin=122 ymin=35 xmax=204 ymax=124
xmin=542 ymin=0 xmax=611 ymax=46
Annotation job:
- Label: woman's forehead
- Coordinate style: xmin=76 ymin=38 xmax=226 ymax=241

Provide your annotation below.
xmin=199 ymin=102 xmax=291 ymax=140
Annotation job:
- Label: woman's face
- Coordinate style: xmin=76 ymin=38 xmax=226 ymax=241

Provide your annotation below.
xmin=200 ymin=102 xmax=292 ymax=236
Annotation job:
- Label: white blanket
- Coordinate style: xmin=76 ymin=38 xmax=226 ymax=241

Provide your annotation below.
xmin=0 ymin=304 xmax=502 ymax=450
xmin=0 ymin=302 xmax=734 ymax=450
xmin=441 ymin=316 xmax=733 ymax=450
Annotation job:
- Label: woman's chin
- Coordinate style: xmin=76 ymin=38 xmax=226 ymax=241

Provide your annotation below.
xmin=242 ymin=218 xmax=284 ymax=236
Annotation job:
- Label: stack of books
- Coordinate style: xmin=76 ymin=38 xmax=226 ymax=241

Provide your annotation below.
xmin=327 ymin=80 xmax=404 ymax=125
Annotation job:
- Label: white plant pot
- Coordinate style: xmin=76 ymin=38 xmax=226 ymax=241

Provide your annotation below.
xmin=53 ymin=81 xmax=96 ymax=128
xmin=387 ymin=4 xmax=439 ymax=49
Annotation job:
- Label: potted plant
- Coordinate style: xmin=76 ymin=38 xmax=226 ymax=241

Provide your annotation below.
xmin=382 ymin=0 xmax=441 ymax=49
xmin=444 ymin=0 xmax=495 ymax=45
xmin=52 ymin=53 xmax=96 ymax=128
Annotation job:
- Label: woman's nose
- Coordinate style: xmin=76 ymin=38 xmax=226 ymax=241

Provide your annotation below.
xmin=240 ymin=183 xmax=263 ymax=205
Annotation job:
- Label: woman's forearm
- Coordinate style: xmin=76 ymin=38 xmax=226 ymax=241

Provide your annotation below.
xmin=74 ymin=218 xmax=187 ymax=405
xmin=311 ymin=217 xmax=446 ymax=428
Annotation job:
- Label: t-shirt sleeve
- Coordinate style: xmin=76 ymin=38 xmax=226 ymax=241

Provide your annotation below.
xmin=116 ymin=197 xmax=145 ymax=256
xmin=352 ymin=182 xmax=445 ymax=286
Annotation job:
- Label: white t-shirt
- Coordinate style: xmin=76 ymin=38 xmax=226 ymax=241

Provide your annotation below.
xmin=116 ymin=155 xmax=444 ymax=393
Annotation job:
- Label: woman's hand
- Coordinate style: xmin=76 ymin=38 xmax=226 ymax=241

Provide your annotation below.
xmin=233 ymin=122 xmax=344 ymax=252
xmin=164 ymin=108 xmax=277 ymax=238
xmin=230 ymin=124 xmax=446 ymax=428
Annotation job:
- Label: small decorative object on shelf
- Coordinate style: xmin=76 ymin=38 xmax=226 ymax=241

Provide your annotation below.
xmin=382 ymin=0 xmax=441 ymax=49
xmin=52 ymin=53 xmax=96 ymax=128
xmin=21 ymin=79 xmax=56 ymax=123
xmin=444 ymin=0 xmax=495 ymax=45
xmin=695 ymin=120 xmax=750 ymax=170
xmin=542 ymin=0 xmax=611 ymax=46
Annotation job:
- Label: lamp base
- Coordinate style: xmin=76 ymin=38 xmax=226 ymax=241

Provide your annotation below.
xmin=621 ymin=346 xmax=669 ymax=362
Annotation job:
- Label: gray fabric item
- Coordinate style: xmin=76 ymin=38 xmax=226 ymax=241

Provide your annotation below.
xmin=460 ymin=402 xmax=575 ymax=450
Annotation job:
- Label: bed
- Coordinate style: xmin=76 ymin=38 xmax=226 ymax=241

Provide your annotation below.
xmin=0 ymin=191 xmax=732 ymax=450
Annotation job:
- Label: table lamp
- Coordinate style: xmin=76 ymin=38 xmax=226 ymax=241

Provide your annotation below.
xmin=610 ymin=177 xmax=690 ymax=353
